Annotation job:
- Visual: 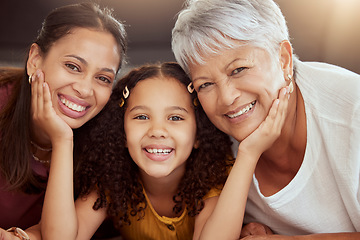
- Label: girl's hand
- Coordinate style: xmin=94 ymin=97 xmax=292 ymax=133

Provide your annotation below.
xmin=238 ymin=87 xmax=290 ymax=158
xmin=31 ymin=69 xmax=73 ymax=143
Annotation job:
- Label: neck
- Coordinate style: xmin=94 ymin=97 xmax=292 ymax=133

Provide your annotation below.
xmin=140 ymin=167 xmax=185 ymax=198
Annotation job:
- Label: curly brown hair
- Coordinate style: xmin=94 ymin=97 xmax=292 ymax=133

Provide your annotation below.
xmin=74 ymin=62 xmax=234 ymax=229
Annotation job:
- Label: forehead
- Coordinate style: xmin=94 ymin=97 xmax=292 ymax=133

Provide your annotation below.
xmin=128 ymin=76 xmax=192 ymax=106
xmin=188 ymin=44 xmax=261 ymax=74
xmin=46 ymin=27 xmax=120 ymax=68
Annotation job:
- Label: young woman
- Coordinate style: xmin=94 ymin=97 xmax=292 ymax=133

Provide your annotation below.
xmin=0 ymin=2 xmax=127 ymax=239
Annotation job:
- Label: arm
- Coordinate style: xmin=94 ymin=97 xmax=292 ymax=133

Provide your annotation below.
xmin=196 ymin=87 xmax=290 ymax=240
xmin=30 ymin=71 xmax=106 ymax=239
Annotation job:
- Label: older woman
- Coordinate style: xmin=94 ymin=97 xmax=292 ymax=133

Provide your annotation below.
xmin=172 ymin=0 xmax=360 ymax=239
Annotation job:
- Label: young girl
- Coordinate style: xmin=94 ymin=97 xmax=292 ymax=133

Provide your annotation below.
xmin=39 ymin=62 xmax=232 ymax=239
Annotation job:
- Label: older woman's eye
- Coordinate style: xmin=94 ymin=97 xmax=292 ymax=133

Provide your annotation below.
xmin=198 ymin=82 xmax=213 ymax=91
xmin=232 ymin=67 xmax=247 ymax=75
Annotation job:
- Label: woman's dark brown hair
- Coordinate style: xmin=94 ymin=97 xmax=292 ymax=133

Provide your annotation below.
xmin=75 ymin=62 xmax=234 ymax=228
xmin=0 ymin=2 xmax=127 ymax=193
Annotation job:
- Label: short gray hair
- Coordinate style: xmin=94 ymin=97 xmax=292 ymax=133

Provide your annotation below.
xmin=172 ymin=0 xmax=290 ymax=73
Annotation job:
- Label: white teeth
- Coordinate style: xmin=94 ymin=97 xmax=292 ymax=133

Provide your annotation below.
xmin=227 ymin=101 xmax=256 ymax=119
xmin=60 ymin=98 xmax=86 ymax=112
xmin=147 ymin=148 xmax=172 ymax=154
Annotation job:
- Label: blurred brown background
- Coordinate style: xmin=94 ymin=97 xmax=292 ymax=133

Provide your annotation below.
xmin=1 ymin=0 xmax=359 ymax=74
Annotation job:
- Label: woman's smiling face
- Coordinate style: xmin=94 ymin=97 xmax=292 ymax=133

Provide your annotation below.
xmin=28 ymin=27 xmax=121 ymax=129
xmin=189 ymin=44 xmax=286 ymax=142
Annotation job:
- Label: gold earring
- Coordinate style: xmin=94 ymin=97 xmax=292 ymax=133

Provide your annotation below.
xmin=119 ymin=98 xmax=125 ymax=108
xmin=123 ymin=86 xmax=129 ymax=99
xmin=187 ymin=82 xmax=194 ymax=93
xmin=287 ymin=74 xmax=294 ymax=93
xmin=193 ymin=97 xmax=199 ymax=107
xmin=28 ymin=73 xmax=33 ymax=84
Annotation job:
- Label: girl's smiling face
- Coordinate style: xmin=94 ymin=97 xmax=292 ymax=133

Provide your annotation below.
xmin=124 ymin=76 xmax=197 ymax=180
xmin=27 ymin=27 xmax=121 ymax=129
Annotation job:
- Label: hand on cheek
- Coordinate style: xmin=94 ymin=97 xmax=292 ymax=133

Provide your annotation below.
xmin=31 ymin=69 xmax=73 ymax=143
xmin=238 ymin=87 xmax=290 ymax=157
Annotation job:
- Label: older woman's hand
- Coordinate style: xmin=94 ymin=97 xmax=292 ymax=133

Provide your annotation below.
xmin=241 ymin=222 xmax=273 ymax=238
xmin=238 ymin=86 xmax=290 ymax=158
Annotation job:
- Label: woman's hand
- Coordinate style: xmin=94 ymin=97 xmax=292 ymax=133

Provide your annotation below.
xmin=31 ymin=69 xmax=73 ymax=143
xmin=241 ymin=222 xmax=273 ymax=238
xmin=0 ymin=228 xmax=28 ymax=240
xmin=238 ymin=87 xmax=290 ymax=159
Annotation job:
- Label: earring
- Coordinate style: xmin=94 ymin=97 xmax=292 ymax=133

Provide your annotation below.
xmin=287 ymin=74 xmax=294 ymax=93
xmin=119 ymin=98 xmax=125 ymax=108
xmin=187 ymin=82 xmax=194 ymax=93
xmin=193 ymin=97 xmax=199 ymax=107
xmin=123 ymin=86 xmax=129 ymax=99
xmin=28 ymin=73 xmax=33 ymax=84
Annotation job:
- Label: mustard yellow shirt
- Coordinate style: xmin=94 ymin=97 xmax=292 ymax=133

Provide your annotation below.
xmin=119 ymin=187 xmax=220 ymax=240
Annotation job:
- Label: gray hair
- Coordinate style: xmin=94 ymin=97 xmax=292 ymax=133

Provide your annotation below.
xmin=172 ymin=0 xmax=290 ymax=73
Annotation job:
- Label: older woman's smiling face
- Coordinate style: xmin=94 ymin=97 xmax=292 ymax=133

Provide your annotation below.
xmin=189 ymin=44 xmax=287 ymax=142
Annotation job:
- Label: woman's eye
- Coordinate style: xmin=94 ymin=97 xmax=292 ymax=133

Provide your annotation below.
xmin=65 ymin=63 xmax=80 ymax=72
xmin=231 ymin=67 xmax=246 ymax=76
xmin=169 ymin=116 xmax=183 ymax=121
xmin=198 ymin=82 xmax=213 ymax=91
xmin=134 ymin=115 xmax=148 ymax=120
xmin=98 ymin=76 xmax=112 ymax=84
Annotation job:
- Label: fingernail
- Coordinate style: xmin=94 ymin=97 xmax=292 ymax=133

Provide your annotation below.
xmin=275 ymin=99 xmax=280 ymax=105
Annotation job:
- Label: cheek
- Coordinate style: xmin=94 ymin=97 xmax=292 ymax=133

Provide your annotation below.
xmin=96 ymin=89 xmax=112 ymax=108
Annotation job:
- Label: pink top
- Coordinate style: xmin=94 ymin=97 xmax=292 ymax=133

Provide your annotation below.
xmin=0 ymin=82 xmax=49 ymax=229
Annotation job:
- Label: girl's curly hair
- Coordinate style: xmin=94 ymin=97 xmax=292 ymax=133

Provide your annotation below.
xmin=74 ymin=62 xmax=234 ymax=229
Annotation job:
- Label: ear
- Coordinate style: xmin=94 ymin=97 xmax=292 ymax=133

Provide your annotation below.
xmin=26 ymin=43 xmax=43 ymax=76
xmin=279 ymin=40 xmax=293 ymax=76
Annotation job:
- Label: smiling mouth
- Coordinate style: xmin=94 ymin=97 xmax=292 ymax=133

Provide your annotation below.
xmin=226 ymin=101 xmax=256 ymax=119
xmin=145 ymin=148 xmax=172 ymax=155
xmin=60 ymin=97 xmax=87 ymax=112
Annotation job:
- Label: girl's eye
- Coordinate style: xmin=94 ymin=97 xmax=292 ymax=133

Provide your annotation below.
xmin=134 ymin=115 xmax=148 ymax=120
xmin=97 ymin=76 xmax=112 ymax=84
xmin=198 ymin=82 xmax=213 ymax=91
xmin=169 ymin=116 xmax=183 ymax=121
xmin=65 ymin=63 xmax=80 ymax=72
xmin=231 ymin=67 xmax=247 ymax=76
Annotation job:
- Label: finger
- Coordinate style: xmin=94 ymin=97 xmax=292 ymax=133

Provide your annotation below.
xmin=43 ymin=81 xmax=53 ymax=112
xmin=31 ymin=70 xmax=39 ymax=117
xmin=272 ymin=87 xmax=289 ymax=131
xmin=36 ymin=70 xmax=45 ymax=113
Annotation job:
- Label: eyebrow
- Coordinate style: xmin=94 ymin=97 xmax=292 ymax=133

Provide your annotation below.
xmin=65 ymin=54 xmax=116 ymax=74
xmin=192 ymin=57 xmax=249 ymax=82
xmin=129 ymin=105 xmax=189 ymax=113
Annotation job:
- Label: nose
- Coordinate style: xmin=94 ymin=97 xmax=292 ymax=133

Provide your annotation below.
xmin=147 ymin=119 xmax=169 ymax=139
xmin=72 ymin=75 xmax=94 ymax=97
xmin=218 ymin=81 xmax=241 ymax=106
